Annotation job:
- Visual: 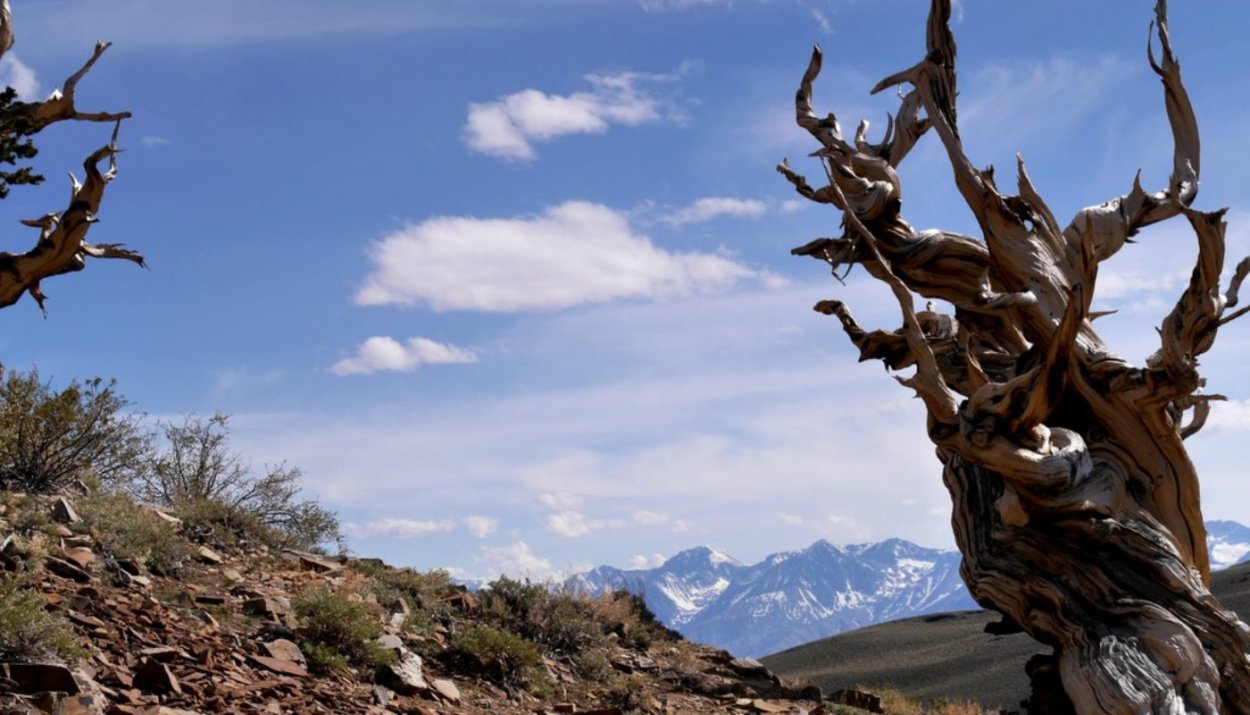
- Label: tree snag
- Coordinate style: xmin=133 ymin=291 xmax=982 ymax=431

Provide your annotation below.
xmin=0 ymin=1 xmax=142 ymax=315
xmin=781 ymin=1 xmax=1250 ymax=713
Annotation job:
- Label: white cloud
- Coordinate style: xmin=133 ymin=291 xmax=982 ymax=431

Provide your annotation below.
xmin=629 ymin=553 xmax=667 ymax=569
xmin=778 ymin=513 xmax=804 ymax=526
xmin=141 ymin=136 xmax=171 ymax=147
xmin=538 ymin=492 xmax=583 ymax=511
xmin=355 ymin=201 xmax=761 ymax=312
xmin=480 ymin=541 xmax=555 ymax=580
xmin=465 ymin=71 xmax=679 ymax=160
xmin=632 ymin=510 xmax=669 ymax=526
xmin=779 ymin=199 xmax=808 ymax=214
xmin=212 ymin=366 xmax=285 ymax=395
xmin=344 ymin=518 xmax=457 ymax=538
xmin=0 ymin=54 xmax=38 ymax=101
xmin=1206 ymin=401 xmax=1250 ymax=434
xmin=463 ymin=516 xmax=499 ymax=538
xmin=330 ymin=336 xmax=478 ymax=376
xmin=662 ymin=197 xmax=767 ymax=227
xmin=545 ymin=510 xmax=624 ymax=538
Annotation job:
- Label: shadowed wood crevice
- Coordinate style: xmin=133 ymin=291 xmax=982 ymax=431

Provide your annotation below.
xmin=0 ymin=0 xmax=141 ymax=315
xmin=782 ymin=1 xmax=1250 ymax=712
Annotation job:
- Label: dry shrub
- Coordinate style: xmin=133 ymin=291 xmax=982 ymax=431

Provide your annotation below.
xmin=0 ymin=574 xmax=82 ymax=662
xmin=76 ymin=491 xmax=194 ymax=576
xmin=292 ymin=583 xmax=393 ymax=674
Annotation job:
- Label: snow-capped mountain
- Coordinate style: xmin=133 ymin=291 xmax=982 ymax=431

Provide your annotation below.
xmin=1207 ymin=520 xmax=1250 ymax=569
xmin=570 ymin=521 xmax=1250 ymax=659
xmin=569 ymin=538 xmax=972 ymax=658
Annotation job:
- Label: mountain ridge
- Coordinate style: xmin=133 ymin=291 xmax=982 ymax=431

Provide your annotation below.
xmin=572 ymin=520 xmax=1250 ymax=658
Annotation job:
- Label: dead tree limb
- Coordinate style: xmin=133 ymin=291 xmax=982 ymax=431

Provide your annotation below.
xmin=0 ymin=2 xmax=141 ymax=315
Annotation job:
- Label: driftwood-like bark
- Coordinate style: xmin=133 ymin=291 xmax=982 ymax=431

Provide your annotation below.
xmin=0 ymin=1 xmax=141 ymax=315
xmin=781 ymin=2 xmax=1250 ymax=713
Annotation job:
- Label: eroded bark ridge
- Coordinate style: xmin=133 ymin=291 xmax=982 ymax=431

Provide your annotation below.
xmin=0 ymin=1 xmax=142 ymax=315
xmin=781 ymin=1 xmax=1250 ymax=713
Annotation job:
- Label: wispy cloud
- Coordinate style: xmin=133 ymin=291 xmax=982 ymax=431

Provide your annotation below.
xmin=465 ymin=70 xmax=684 ymax=160
xmin=212 ymin=366 xmax=286 ymax=395
xmin=344 ymin=516 xmax=499 ymax=539
xmin=810 ymin=8 xmax=833 ymax=35
xmin=960 ymin=55 xmax=1135 ymax=157
xmin=330 ymin=336 xmax=478 ymax=376
xmin=141 ymin=136 xmax=171 ymax=147
xmin=355 ymin=201 xmax=763 ymax=312
xmin=344 ymin=517 xmax=457 ymax=538
xmin=463 ymin=516 xmax=499 ymax=539
xmin=661 ymin=197 xmax=767 ymax=226
xmin=0 ymin=54 xmax=38 ymax=101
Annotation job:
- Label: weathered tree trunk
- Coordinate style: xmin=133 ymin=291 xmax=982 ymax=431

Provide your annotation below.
xmin=780 ymin=2 xmax=1250 ymax=712
xmin=0 ymin=1 xmax=142 ymax=315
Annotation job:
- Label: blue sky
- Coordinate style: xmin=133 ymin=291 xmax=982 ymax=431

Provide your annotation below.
xmin=5 ymin=0 xmax=1250 ymax=580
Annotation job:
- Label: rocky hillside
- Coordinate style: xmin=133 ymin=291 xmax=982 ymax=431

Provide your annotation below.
xmin=0 ymin=489 xmax=872 ymax=715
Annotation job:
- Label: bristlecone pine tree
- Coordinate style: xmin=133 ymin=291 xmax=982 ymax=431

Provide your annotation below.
xmin=0 ymin=0 xmax=142 ymax=315
xmin=780 ymin=1 xmax=1250 ymax=713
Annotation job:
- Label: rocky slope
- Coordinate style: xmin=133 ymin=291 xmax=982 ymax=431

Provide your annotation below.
xmin=0 ymin=491 xmax=841 ymax=715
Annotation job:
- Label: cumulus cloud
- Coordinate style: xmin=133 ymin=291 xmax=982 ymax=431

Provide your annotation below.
xmin=480 ymin=541 xmax=554 ymax=579
xmin=629 ymin=553 xmax=667 ymax=569
xmin=355 ymin=201 xmax=760 ymax=312
xmin=545 ymin=510 xmax=624 ymax=538
xmin=0 ymin=54 xmax=38 ymax=101
xmin=465 ymin=71 xmax=680 ymax=160
xmin=661 ymin=197 xmax=767 ymax=227
xmin=344 ymin=518 xmax=456 ymax=538
xmin=330 ymin=336 xmax=478 ymax=375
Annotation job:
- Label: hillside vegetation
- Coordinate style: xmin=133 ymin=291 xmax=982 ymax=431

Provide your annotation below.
xmin=0 ymin=370 xmax=991 ymax=714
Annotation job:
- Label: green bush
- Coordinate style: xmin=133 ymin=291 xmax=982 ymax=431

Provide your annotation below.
xmin=292 ymin=586 xmax=393 ymax=674
xmin=0 ymin=575 xmax=82 ymax=662
xmin=130 ymin=414 xmax=341 ymax=551
xmin=0 ymin=370 xmax=148 ymax=494
xmin=448 ymin=623 xmax=545 ymax=693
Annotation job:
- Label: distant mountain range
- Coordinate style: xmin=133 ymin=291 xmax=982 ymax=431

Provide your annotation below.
xmin=569 ymin=520 xmax=1250 ymax=658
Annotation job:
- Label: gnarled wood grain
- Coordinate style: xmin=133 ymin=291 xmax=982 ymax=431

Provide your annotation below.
xmin=782 ymin=2 xmax=1250 ymax=712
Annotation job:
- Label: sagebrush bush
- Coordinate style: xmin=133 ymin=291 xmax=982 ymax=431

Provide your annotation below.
xmin=0 ymin=575 xmax=82 ymax=662
xmin=130 ymin=414 xmax=341 ymax=551
xmin=350 ymin=560 xmax=454 ymax=638
xmin=292 ymin=585 xmax=393 ymax=674
xmin=479 ymin=578 xmax=664 ymax=658
xmin=76 ymin=491 xmax=195 ymax=576
xmin=0 ymin=370 xmax=148 ymax=494
xmin=448 ymin=622 xmax=546 ymax=693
